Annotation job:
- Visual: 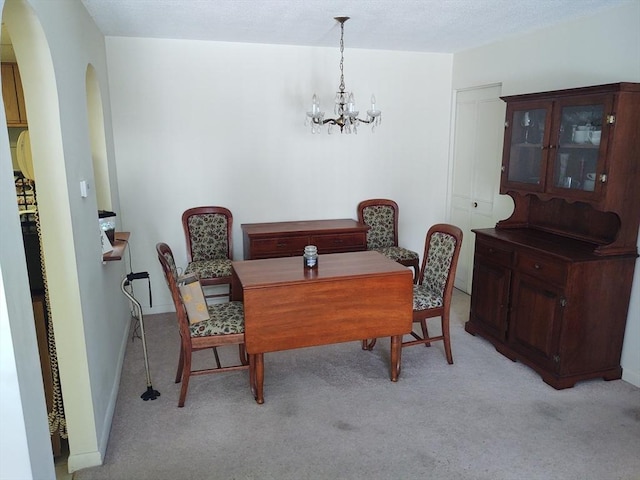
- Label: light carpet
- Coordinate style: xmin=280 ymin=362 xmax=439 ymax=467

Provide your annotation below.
xmin=75 ymin=290 xmax=640 ymax=480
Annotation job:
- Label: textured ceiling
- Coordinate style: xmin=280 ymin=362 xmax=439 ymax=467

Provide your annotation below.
xmin=80 ymin=0 xmax=631 ymax=53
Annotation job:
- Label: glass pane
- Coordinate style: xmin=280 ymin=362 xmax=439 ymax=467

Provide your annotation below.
xmin=558 ymin=104 xmax=604 ymax=147
xmin=507 ymin=108 xmax=546 ymax=184
xmin=552 ymin=103 xmax=603 ymax=191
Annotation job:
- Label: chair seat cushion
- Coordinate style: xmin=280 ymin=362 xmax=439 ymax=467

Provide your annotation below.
xmin=375 ymin=246 xmax=419 ymax=262
xmin=413 ymin=284 xmax=443 ymax=311
xmin=190 ymin=301 xmax=244 ymax=337
xmin=185 ymin=259 xmax=232 ymax=280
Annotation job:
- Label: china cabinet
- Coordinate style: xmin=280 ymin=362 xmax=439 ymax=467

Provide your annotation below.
xmin=1 ymin=63 xmax=27 ymax=126
xmin=465 ymin=83 xmax=640 ymax=389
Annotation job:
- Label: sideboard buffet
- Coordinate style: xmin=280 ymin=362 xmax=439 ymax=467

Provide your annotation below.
xmin=242 ymin=219 xmax=369 ymax=260
xmin=465 ymin=83 xmax=640 ymax=389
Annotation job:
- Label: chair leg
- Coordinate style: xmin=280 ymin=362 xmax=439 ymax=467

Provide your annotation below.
xmin=178 ymin=349 xmax=192 ymax=407
xmin=175 ymin=344 xmax=185 ymax=383
xmin=212 ymin=347 xmax=222 ymax=369
xmin=239 ymin=344 xmax=249 ymax=366
xmin=420 ymin=319 xmax=431 ymax=347
xmin=362 ymin=338 xmax=377 ymax=351
xmin=442 ymin=313 xmax=453 ymax=364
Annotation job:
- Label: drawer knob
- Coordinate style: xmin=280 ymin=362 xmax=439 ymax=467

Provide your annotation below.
xmin=534 ymin=263 xmax=541 ymax=269
xmin=488 ymin=248 xmax=494 ymax=253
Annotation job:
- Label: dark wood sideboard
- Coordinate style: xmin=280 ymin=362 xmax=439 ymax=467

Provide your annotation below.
xmin=242 ymin=219 xmax=369 ymax=260
xmin=466 ymin=83 xmax=640 ymax=389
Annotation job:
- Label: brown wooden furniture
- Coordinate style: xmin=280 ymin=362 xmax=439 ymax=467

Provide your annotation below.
xmin=362 ymin=224 xmax=463 ymax=362
xmin=102 ymin=231 xmax=130 ymax=262
xmin=156 ymin=243 xmax=249 ymax=407
xmin=465 ymin=83 xmax=640 ymax=389
xmin=1 ymin=63 xmax=27 ymax=126
xmin=241 ymin=218 xmax=368 ymax=260
xmin=231 ymin=251 xmax=413 ymax=404
xmin=357 ymin=199 xmax=420 ymax=282
xmin=403 ymin=224 xmax=462 ymax=362
xmin=182 ymin=206 xmax=233 ymax=299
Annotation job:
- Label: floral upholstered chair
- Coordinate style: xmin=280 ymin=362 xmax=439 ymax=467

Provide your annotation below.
xmin=362 ymin=223 xmax=462 ymax=365
xmin=156 ymin=242 xmax=249 ymax=407
xmin=357 ymin=199 xmax=420 ymax=282
xmin=182 ymin=206 xmax=233 ymax=299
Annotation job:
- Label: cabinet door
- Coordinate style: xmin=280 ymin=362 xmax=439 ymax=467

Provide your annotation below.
xmin=1 ymin=63 xmax=22 ymax=125
xmin=469 ymin=255 xmax=511 ymax=340
xmin=545 ymin=94 xmax=613 ymax=200
xmin=508 ymin=272 xmax=564 ymax=372
xmin=501 ymin=101 xmax=552 ymax=192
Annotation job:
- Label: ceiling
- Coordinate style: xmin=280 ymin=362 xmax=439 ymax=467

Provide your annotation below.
xmin=79 ymin=0 xmax=632 ymax=54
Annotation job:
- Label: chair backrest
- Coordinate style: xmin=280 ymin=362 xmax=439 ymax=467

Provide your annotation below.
xmin=418 ymin=224 xmax=463 ymax=304
xmin=156 ymin=242 xmax=192 ymax=341
xmin=182 ymin=206 xmax=233 ymax=262
xmin=357 ymin=199 xmax=399 ymax=250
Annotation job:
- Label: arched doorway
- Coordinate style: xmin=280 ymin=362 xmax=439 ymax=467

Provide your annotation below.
xmin=2 ymin=0 xmax=96 ymax=476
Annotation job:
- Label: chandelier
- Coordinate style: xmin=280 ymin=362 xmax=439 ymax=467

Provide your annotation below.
xmin=305 ymin=17 xmax=382 ymax=134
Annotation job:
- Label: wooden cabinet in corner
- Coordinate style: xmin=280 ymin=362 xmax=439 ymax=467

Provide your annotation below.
xmin=466 ymin=82 xmax=640 ymax=390
xmin=1 ymin=63 xmax=28 ymax=126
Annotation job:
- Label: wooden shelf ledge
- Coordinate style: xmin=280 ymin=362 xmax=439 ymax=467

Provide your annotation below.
xmin=103 ymin=232 xmax=130 ymax=262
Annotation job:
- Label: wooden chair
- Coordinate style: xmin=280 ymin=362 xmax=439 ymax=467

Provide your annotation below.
xmin=357 ymin=199 xmax=420 ymax=283
xmin=182 ymin=206 xmax=233 ymax=300
xmin=362 ymin=223 xmax=462 ymax=364
xmin=156 ymin=242 xmax=249 ymax=407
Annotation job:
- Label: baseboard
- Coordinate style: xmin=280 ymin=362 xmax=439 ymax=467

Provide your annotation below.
xmin=69 ymin=317 xmax=131 ymax=473
xmin=67 ymin=450 xmax=103 ymax=473
xmin=622 ymin=367 xmax=640 ymax=388
xmin=101 ymin=315 xmax=132 ymax=453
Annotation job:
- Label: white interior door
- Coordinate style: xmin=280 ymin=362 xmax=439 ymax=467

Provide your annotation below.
xmin=450 ymin=84 xmax=510 ymax=293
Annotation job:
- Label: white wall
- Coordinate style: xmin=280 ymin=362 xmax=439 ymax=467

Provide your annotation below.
xmin=1 ymin=0 xmax=131 ymax=475
xmin=451 ymin=1 xmax=640 ymax=387
xmin=106 ymin=37 xmax=454 ymax=313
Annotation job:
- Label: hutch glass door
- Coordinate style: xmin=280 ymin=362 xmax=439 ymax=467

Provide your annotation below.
xmin=548 ymin=97 xmax=610 ymax=194
xmin=504 ymin=105 xmax=549 ymax=190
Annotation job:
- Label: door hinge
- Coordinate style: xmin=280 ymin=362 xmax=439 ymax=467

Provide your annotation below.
xmin=606 ymin=114 xmax=615 ymax=125
xmin=553 ymin=355 xmax=560 ymax=363
xmin=505 ymin=121 xmax=509 ymax=128
xmin=560 ymin=297 xmax=567 ymax=307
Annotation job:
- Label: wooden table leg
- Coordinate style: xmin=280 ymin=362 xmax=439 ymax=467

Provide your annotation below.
xmin=390 ymin=335 xmax=402 ymax=382
xmin=250 ymin=353 xmax=264 ymax=404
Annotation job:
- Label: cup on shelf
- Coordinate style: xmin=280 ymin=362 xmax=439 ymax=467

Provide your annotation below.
xmin=573 ymin=130 xmax=589 ymax=144
xmin=589 ymin=130 xmax=601 ymax=145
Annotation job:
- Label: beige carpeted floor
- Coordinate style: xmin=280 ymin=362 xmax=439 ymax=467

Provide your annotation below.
xmin=74 ymin=289 xmax=640 ymax=480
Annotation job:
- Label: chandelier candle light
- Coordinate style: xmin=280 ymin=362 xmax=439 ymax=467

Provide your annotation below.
xmin=305 ymin=17 xmax=382 ymax=134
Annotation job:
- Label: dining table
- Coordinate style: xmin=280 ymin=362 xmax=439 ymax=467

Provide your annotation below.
xmin=231 ymin=250 xmax=413 ymax=404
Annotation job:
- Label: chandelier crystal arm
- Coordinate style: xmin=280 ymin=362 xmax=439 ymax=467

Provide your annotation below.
xmin=304 ymin=16 xmax=382 ymax=134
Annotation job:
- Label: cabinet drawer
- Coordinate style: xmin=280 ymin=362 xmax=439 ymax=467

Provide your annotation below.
xmin=312 ymin=233 xmax=366 ymax=253
xmin=250 ymin=236 xmax=308 ymax=258
xmin=517 ymin=252 xmax=567 ymax=285
xmin=475 ymin=238 xmax=513 ymax=267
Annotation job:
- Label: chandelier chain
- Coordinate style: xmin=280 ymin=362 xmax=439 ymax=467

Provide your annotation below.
xmin=339 ymin=20 xmax=345 ymax=93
